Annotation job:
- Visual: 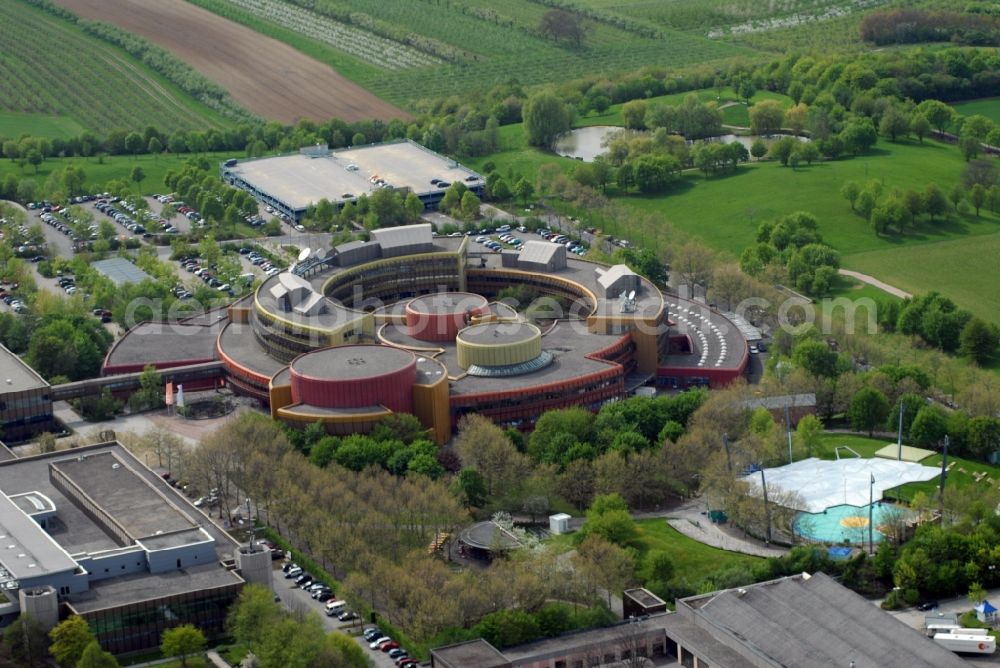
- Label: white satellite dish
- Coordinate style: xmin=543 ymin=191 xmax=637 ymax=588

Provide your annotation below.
xmin=297 ymin=247 xmax=312 ymax=262
xmin=628 ymin=290 xmax=636 ymax=301
xmin=314 ymin=248 xmax=327 ymax=260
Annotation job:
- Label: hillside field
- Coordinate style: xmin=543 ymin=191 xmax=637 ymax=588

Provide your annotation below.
xmin=0 ymin=0 xmax=230 ymax=136
xmin=951 ymin=98 xmax=1000 ymax=125
xmin=173 ymin=0 xmax=754 ymax=109
xmin=53 ymin=0 xmax=409 ymax=124
xmin=0 ymin=112 xmax=85 ymax=140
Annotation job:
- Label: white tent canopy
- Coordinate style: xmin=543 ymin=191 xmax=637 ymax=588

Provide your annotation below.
xmin=751 ymin=457 xmax=941 ymax=513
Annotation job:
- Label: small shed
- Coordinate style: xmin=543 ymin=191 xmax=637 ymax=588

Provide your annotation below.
xmin=623 ymin=588 xmax=668 ymax=619
xmin=976 ymin=600 xmax=997 ymax=624
xmin=549 ymin=513 xmax=571 ymax=535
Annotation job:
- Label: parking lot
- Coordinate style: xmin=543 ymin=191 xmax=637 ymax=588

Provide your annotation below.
xmin=273 ymin=562 xmax=407 ymax=668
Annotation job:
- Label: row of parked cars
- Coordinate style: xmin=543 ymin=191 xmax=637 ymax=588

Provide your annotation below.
xmin=177 ymin=256 xmax=235 ymax=295
xmin=363 ymin=626 xmax=418 ymax=667
xmin=96 ymin=199 xmax=151 ymax=237
xmin=239 ymin=247 xmax=282 ymax=276
xmin=40 ymin=205 xmax=90 ymax=245
xmin=538 ymin=228 xmax=588 ymax=255
xmin=280 ymin=561 xmax=360 ymax=620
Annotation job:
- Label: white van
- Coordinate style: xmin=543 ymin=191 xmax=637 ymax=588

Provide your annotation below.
xmin=325 ymin=600 xmax=347 ymax=615
xmin=497 ymin=224 xmax=511 ymax=232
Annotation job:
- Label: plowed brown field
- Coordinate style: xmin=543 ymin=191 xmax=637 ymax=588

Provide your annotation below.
xmin=55 ymin=0 xmax=410 ymax=124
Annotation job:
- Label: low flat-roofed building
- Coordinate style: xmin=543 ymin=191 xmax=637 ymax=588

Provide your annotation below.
xmin=0 ymin=442 xmax=244 ymax=655
xmin=91 ymin=258 xmax=153 ymax=287
xmin=370 ymin=223 xmax=434 ymax=258
xmin=0 ymin=342 xmax=54 ymax=441
xmin=431 ymin=639 xmax=512 ymax=668
xmin=221 ymin=140 xmax=483 ymax=221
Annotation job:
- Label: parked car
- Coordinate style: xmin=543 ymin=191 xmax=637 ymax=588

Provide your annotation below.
xmin=370 ymin=636 xmax=393 ymax=650
xmin=284 ymin=566 xmax=303 ymax=579
xmin=362 ymin=628 xmax=383 ymax=642
xmin=380 ymin=641 xmax=400 ymax=652
xmin=337 ymin=610 xmax=358 ymax=622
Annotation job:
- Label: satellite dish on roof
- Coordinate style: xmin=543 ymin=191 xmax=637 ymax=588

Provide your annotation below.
xmin=298 ymin=248 xmax=312 ymax=262
xmin=628 ymin=290 xmax=636 ymax=301
xmin=314 ymin=248 xmax=327 ymax=260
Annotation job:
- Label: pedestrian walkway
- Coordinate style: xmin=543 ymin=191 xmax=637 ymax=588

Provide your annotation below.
xmin=838 ymin=269 xmax=912 ymax=299
xmin=663 ymin=499 xmax=789 ymax=558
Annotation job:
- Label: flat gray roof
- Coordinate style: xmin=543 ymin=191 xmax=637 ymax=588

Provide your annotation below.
xmin=407 ymin=292 xmax=487 ymax=315
xmin=51 ymin=452 xmax=198 ymax=541
xmin=456 ymin=322 xmax=538 ymax=345
xmin=92 ymin=258 xmax=153 ymax=287
xmin=218 ymin=321 xmax=286 ymax=378
xmin=0 ymin=443 xmax=239 ymax=563
xmin=104 ymin=321 xmax=221 ymax=369
xmin=291 ymin=345 xmax=414 ymax=380
xmin=679 ymin=572 xmax=968 ymax=668
xmin=0 ymin=342 xmax=48 ymax=393
xmin=502 ymin=615 xmax=669 ymax=662
xmin=381 ymin=320 xmax=623 ymax=394
xmin=227 ymin=140 xmax=481 ymax=211
xmin=0 ymin=491 xmax=78 ymax=580
xmin=67 ymin=562 xmax=242 ymax=614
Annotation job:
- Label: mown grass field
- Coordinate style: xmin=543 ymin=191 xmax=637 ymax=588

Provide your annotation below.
xmin=843 ymin=231 xmax=1000 ymax=324
xmin=951 ymin=98 xmax=1000 ymax=125
xmin=0 ymin=152 xmax=234 ymax=196
xmin=468 ymin=111 xmax=999 ymax=323
xmin=0 ymin=0 xmax=229 ymax=136
xmin=0 ymin=111 xmax=86 ymax=140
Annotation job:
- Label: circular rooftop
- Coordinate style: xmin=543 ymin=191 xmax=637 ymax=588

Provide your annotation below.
xmin=456 ymin=321 xmax=539 ymax=346
xmin=407 ymin=292 xmax=489 ymax=315
xmin=406 ymin=292 xmax=491 ymax=342
xmin=456 ymin=322 xmax=542 ymax=370
xmin=290 ymin=344 xmax=415 ymax=381
xmin=289 ymin=345 xmax=417 ymax=412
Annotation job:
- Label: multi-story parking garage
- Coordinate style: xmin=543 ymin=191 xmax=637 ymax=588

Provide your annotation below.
xmin=104 ymin=224 xmax=748 ymax=442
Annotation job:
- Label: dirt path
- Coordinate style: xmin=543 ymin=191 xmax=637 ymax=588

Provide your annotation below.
xmin=838 ymin=269 xmax=913 ymax=299
xmin=54 ymin=0 xmax=410 ymax=124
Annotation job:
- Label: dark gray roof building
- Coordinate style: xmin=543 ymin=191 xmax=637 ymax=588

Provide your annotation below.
xmin=430 ymin=572 xmax=967 ymax=668
xmin=670 ymin=572 xmax=967 ymax=668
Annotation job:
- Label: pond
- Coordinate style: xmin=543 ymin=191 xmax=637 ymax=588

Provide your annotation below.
xmin=553 ymin=126 xmax=810 ymax=162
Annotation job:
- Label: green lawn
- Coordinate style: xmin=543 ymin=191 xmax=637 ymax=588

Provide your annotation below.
xmin=0 ymin=152 xmax=235 ymax=196
xmin=618 ymin=138 xmax=998 ymax=257
xmin=826 ymin=273 xmax=900 ymax=304
xmin=0 ymin=111 xmax=86 ymax=140
xmin=951 ymin=98 xmax=1000 ymax=125
xmin=843 ymin=230 xmax=1000 ymax=325
xmin=813 ymin=433 xmax=894 ymax=461
xmin=575 ymin=87 xmax=792 ymax=129
xmin=892 ymin=454 xmax=999 ymax=502
xmin=633 ymin=519 xmax=761 ymax=583
xmin=546 ymin=518 xmax=760 ymax=584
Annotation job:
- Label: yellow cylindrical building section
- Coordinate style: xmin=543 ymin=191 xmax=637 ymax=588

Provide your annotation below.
xmin=456 ymin=322 xmax=542 ymax=369
xmin=412 ymin=371 xmax=450 ymax=445
xmin=269 ymin=383 xmax=293 ymax=420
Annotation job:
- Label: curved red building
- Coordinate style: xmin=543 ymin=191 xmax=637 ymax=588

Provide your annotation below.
xmin=405 ymin=292 xmax=490 ymax=342
xmin=289 ymin=345 xmax=417 ymax=413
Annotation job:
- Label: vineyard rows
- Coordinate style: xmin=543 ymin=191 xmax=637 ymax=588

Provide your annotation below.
xmin=0 ymin=1 xmax=226 ymax=135
xmin=223 ymin=0 xmax=440 ymax=70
